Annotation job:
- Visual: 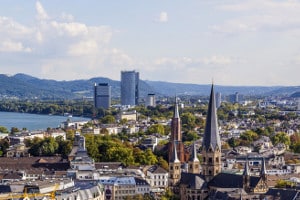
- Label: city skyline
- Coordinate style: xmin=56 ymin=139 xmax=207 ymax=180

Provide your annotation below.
xmin=0 ymin=1 xmax=300 ymax=86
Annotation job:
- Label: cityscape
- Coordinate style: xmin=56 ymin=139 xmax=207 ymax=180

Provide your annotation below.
xmin=0 ymin=69 xmax=299 ymax=200
xmin=1 ymin=1 xmax=300 ymax=200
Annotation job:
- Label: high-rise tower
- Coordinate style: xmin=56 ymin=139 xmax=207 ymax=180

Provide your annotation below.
xmin=201 ymin=84 xmax=222 ymax=182
xmin=94 ymin=83 xmax=111 ymax=109
xmin=168 ymin=97 xmax=185 ymax=163
xmin=121 ymin=70 xmax=139 ymax=106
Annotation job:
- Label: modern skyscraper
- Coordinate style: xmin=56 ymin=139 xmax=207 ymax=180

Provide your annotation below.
xmin=146 ymin=93 xmax=156 ymax=107
xmin=121 ymin=70 xmax=139 ymax=106
xmin=94 ymin=83 xmax=111 ymax=109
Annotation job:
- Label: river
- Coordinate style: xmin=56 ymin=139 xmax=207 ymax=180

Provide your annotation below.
xmin=0 ymin=111 xmax=90 ymax=131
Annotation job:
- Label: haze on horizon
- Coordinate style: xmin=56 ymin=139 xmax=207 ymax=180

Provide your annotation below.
xmin=0 ymin=0 xmax=299 ymax=86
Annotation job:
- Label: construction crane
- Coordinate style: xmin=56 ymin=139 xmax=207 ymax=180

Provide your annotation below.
xmin=0 ymin=183 xmax=59 ymax=200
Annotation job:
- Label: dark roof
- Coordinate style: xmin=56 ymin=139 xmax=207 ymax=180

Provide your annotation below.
xmin=0 ymin=157 xmax=69 ymax=171
xmin=180 ymin=172 xmax=207 ymax=190
xmin=134 ymin=177 xmax=150 ymax=186
xmin=0 ymin=185 xmax=11 ymax=193
xmin=202 ymin=84 xmax=221 ymax=151
xmin=208 ymin=173 xmax=260 ymax=189
xmin=265 ymin=188 xmax=299 ymax=200
xmin=147 ymin=165 xmax=168 ymax=174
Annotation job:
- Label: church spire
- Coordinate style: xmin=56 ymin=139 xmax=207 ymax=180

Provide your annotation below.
xmin=189 ymin=142 xmax=199 ymax=162
xmin=260 ymin=157 xmax=267 ymax=177
xmin=243 ymin=159 xmax=250 ymax=176
xmin=170 ymin=141 xmax=180 ymax=163
xmin=174 ymin=96 xmax=180 ymax=118
xmin=202 ymin=84 xmax=221 ymax=151
xmin=201 ymin=84 xmax=222 ymax=181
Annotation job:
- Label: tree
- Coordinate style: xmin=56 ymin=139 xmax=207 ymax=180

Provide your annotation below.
xmin=147 ymin=124 xmax=165 ymax=135
xmin=10 ymin=127 xmax=20 ymax=134
xmin=271 ymin=132 xmax=290 ymax=147
xmin=101 ymin=115 xmax=116 ymax=124
xmin=181 ymin=112 xmax=196 ymax=131
xmin=157 ymin=156 xmax=169 ymax=170
xmin=0 ymin=126 xmax=9 ymax=133
xmin=182 ymin=131 xmax=199 ymax=142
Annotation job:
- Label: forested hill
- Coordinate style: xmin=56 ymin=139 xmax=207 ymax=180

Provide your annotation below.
xmin=0 ymin=73 xmax=299 ymax=100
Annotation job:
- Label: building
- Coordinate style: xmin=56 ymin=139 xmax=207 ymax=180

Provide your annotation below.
xmin=146 ymin=93 xmax=156 ymax=107
xmin=201 ymin=84 xmax=222 ymax=182
xmin=172 ymin=84 xmax=270 ymax=200
xmin=94 ymin=83 xmax=111 ymax=109
xmin=121 ymin=70 xmax=139 ymax=106
xmin=168 ymin=97 xmax=185 ymax=163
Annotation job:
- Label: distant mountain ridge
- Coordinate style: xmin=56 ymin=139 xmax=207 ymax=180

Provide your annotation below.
xmin=0 ymin=73 xmax=299 ymax=100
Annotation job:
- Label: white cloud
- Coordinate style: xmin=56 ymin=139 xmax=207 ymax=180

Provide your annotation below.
xmin=157 ymin=11 xmax=168 ymax=23
xmin=0 ymin=40 xmax=31 ymax=53
xmin=36 ymin=1 xmax=49 ymax=20
xmin=213 ymin=0 xmax=300 ymax=34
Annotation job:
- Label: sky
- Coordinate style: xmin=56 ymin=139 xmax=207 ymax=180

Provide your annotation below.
xmin=0 ymin=0 xmax=300 ymax=86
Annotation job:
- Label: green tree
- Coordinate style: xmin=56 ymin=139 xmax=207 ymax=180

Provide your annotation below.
xmin=181 ymin=112 xmax=196 ymax=131
xmin=147 ymin=124 xmax=165 ymax=135
xmin=157 ymin=156 xmax=169 ymax=170
xmin=0 ymin=126 xmax=9 ymax=133
xmin=271 ymin=132 xmax=291 ymax=147
xmin=101 ymin=115 xmax=116 ymax=124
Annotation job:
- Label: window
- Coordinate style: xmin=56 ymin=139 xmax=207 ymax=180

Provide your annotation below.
xmin=203 ymin=157 xmax=206 ymax=162
xmin=216 ymin=157 xmax=219 ymax=162
xmin=209 ymin=157 xmax=212 ymax=163
xmin=209 ymin=170 xmax=212 ymax=175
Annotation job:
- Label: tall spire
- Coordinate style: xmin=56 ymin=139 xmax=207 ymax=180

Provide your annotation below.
xmin=170 ymin=141 xmax=180 ymax=163
xmin=260 ymin=157 xmax=267 ymax=176
xmin=243 ymin=159 xmax=250 ymax=176
xmin=174 ymin=96 xmax=180 ymax=118
xmin=189 ymin=142 xmax=199 ymax=162
xmin=202 ymin=84 xmax=221 ymax=151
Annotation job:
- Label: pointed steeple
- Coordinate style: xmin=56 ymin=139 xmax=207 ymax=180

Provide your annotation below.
xmin=243 ymin=159 xmax=250 ymax=176
xmin=260 ymin=157 xmax=267 ymax=176
xmin=189 ymin=142 xmax=199 ymax=162
xmin=174 ymin=96 xmax=180 ymax=118
xmin=170 ymin=141 xmax=180 ymax=163
xmin=202 ymin=84 xmax=221 ymax=151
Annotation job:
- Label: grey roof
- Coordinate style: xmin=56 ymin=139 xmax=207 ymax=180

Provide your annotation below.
xmin=265 ymin=188 xmax=299 ymax=200
xmin=208 ymin=173 xmax=260 ymax=189
xmin=189 ymin=142 xmax=199 ymax=162
xmin=202 ymin=84 xmax=221 ymax=151
xmin=180 ymin=172 xmax=207 ymax=190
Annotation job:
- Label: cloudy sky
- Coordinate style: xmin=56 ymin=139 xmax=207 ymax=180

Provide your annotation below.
xmin=0 ymin=0 xmax=299 ymax=86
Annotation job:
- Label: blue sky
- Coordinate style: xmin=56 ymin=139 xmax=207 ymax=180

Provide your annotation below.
xmin=0 ymin=0 xmax=299 ymax=86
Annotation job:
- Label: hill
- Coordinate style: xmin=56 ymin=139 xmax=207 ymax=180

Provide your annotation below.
xmin=0 ymin=73 xmax=299 ymax=100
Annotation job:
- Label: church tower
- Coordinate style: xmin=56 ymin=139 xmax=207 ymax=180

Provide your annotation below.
xmin=201 ymin=84 xmax=222 ymax=182
xmin=168 ymin=97 xmax=185 ymax=163
xmin=169 ymin=141 xmax=181 ymax=186
xmin=243 ymin=159 xmax=250 ymax=192
xmin=188 ymin=142 xmax=200 ymax=174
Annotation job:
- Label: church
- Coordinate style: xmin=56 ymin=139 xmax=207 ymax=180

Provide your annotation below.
xmin=168 ymin=85 xmax=268 ymax=200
